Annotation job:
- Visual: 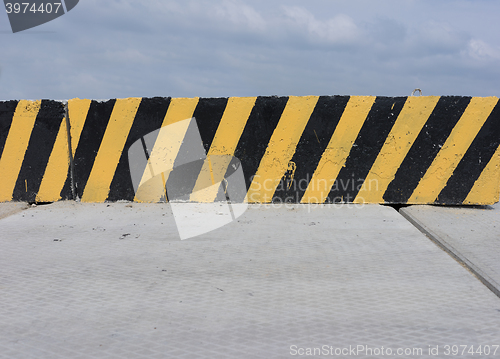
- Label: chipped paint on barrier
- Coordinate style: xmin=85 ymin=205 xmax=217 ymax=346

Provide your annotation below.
xmin=0 ymin=96 xmax=499 ymax=204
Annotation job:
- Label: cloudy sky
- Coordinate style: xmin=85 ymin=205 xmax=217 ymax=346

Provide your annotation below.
xmin=1 ymin=0 xmax=499 ymax=100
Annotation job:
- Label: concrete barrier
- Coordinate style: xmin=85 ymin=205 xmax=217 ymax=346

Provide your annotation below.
xmin=1 ymin=96 xmax=499 ymax=204
xmin=0 ymin=100 xmax=69 ymax=202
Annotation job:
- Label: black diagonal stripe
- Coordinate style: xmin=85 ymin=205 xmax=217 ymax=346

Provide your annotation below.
xmin=0 ymin=100 xmax=19 ymax=160
xmin=436 ymin=99 xmax=500 ymax=204
xmin=233 ymin=96 xmax=289 ymax=190
xmin=107 ymin=97 xmax=171 ymax=202
xmin=383 ymin=96 xmax=471 ymax=203
xmin=68 ymin=100 xmax=115 ymax=199
xmin=193 ymin=97 xmax=229 ymax=153
xmin=272 ymin=96 xmax=350 ymax=203
xmin=166 ymin=97 xmax=229 ymax=201
xmin=331 ymin=96 xmax=407 ymax=203
xmin=13 ymin=100 xmax=65 ymax=202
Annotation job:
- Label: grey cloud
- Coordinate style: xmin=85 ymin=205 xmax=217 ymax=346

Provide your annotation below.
xmin=281 ymin=6 xmax=360 ymax=45
xmin=0 ymin=0 xmax=499 ymax=99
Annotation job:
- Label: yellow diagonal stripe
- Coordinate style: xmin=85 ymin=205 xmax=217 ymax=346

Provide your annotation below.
xmin=162 ymin=97 xmax=200 ymax=128
xmin=134 ymin=97 xmax=199 ymax=203
xmin=408 ymin=97 xmax=499 ymax=203
xmin=36 ymin=99 xmax=91 ymax=201
xmin=134 ymin=119 xmax=193 ymax=202
xmin=246 ymin=96 xmax=319 ymax=203
xmin=36 ymin=119 xmax=69 ymax=202
xmin=190 ymin=97 xmax=256 ymax=202
xmin=0 ymin=100 xmax=41 ymax=202
xmin=354 ymin=96 xmax=440 ymax=204
xmin=82 ymin=98 xmax=142 ymax=203
xmin=301 ymin=96 xmax=376 ymax=204
xmin=67 ymin=99 xmax=93 ymax=157
xmin=464 ymin=145 xmax=500 ymax=205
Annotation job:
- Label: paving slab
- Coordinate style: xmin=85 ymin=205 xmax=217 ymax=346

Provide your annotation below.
xmin=0 ymin=202 xmax=499 ymax=358
xmin=401 ymin=203 xmax=500 ymax=298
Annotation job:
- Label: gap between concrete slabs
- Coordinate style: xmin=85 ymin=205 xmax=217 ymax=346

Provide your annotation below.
xmin=400 ymin=204 xmax=500 ymax=299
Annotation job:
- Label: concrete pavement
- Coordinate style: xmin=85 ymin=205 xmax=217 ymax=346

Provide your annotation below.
xmin=0 ymin=202 xmax=499 ymax=358
xmin=0 ymin=202 xmax=28 ymax=221
xmin=401 ymin=203 xmax=500 ymax=298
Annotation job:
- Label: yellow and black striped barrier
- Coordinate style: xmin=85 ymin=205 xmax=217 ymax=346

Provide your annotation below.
xmin=1 ymin=96 xmax=499 ymax=204
xmin=0 ymin=100 xmax=69 ymax=203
